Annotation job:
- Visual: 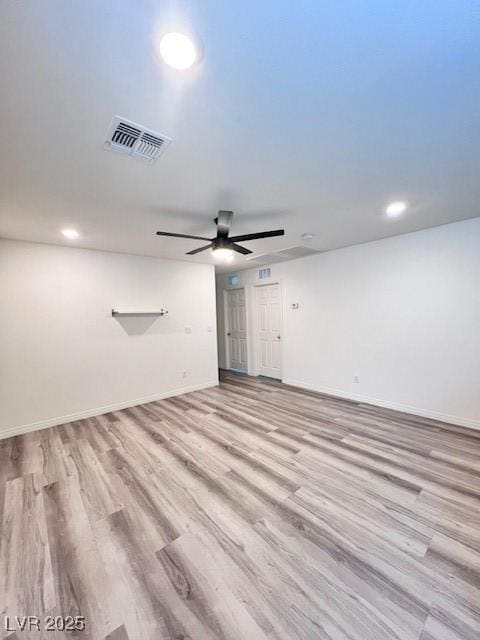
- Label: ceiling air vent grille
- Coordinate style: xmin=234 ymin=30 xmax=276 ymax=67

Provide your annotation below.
xmin=111 ymin=122 xmax=141 ymax=148
xmin=105 ymin=116 xmax=171 ymax=163
xmin=134 ymin=132 xmax=165 ymax=161
xmin=246 ymin=245 xmax=321 ymax=266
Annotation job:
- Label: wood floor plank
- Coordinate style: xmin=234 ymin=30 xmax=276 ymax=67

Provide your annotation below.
xmin=41 ymin=477 xmax=119 ymax=640
xmin=66 ymin=438 xmax=124 ymax=524
xmin=104 ymin=626 xmax=130 ymax=640
xmin=157 ymin=532 xmax=270 ymax=639
xmin=0 ymin=474 xmax=55 ymax=622
xmin=1 ymin=370 xmax=479 ymax=639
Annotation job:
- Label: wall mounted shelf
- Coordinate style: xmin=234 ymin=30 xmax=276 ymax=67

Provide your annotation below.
xmin=111 ymin=309 xmax=168 ymax=317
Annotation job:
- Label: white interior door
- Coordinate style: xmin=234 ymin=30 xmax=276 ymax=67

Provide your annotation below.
xmin=226 ymin=288 xmax=247 ymax=372
xmin=255 ymin=283 xmax=282 ymax=379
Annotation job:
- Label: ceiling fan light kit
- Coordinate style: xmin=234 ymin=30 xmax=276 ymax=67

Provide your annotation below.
xmin=156 ymin=210 xmax=285 ymax=260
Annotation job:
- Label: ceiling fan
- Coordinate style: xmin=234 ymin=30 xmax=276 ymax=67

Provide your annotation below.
xmin=156 ymin=210 xmax=285 ymax=260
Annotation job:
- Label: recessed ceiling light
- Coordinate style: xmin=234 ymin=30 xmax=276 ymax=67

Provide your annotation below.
xmin=159 ymin=32 xmax=198 ymax=70
xmin=301 ymin=233 xmax=315 ymax=241
xmin=61 ymin=228 xmax=80 ymax=239
xmin=212 ymin=248 xmax=234 ymax=262
xmin=386 ymin=201 xmax=407 ymax=218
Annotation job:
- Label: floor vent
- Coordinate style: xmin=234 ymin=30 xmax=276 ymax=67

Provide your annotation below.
xmin=105 ymin=116 xmax=171 ymax=163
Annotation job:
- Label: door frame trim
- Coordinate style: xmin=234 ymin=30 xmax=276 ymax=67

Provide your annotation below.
xmin=251 ymin=281 xmax=283 ymax=380
xmin=223 ymin=287 xmax=248 ymax=373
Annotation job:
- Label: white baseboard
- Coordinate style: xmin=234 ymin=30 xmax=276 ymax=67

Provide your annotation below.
xmin=0 ymin=380 xmax=219 ymax=440
xmin=282 ymin=378 xmax=480 ymax=431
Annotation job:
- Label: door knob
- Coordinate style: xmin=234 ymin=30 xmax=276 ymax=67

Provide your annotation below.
xmin=227 ymin=332 xmax=231 ymax=336
xmin=277 ymin=335 xmax=281 ymax=340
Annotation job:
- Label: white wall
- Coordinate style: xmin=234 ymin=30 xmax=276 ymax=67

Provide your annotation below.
xmin=0 ymin=239 xmax=218 ymax=438
xmin=217 ymin=218 xmax=480 ymax=429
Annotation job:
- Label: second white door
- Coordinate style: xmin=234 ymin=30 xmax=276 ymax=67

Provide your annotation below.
xmin=255 ymin=283 xmax=282 ymax=379
xmin=226 ymin=288 xmax=247 ymax=372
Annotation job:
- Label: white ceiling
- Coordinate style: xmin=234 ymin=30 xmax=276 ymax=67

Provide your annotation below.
xmin=1 ymin=0 xmax=479 ymax=272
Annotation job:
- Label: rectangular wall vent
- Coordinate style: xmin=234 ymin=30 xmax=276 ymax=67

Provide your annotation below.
xmin=105 ymin=116 xmax=171 ymax=163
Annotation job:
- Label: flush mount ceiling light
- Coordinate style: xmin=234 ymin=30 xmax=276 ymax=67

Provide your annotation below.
xmin=61 ymin=228 xmax=80 ymax=239
xmin=301 ymin=233 xmax=315 ymax=241
xmin=212 ymin=247 xmax=234 ymax=262
xmin=159 ymin=32 xmax=198 ymax=70
xmin=386 ymin=201 xmax=407 ymax=218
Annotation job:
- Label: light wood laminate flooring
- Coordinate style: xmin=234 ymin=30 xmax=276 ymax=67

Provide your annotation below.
xmin=1 ymin=371 xmax=479 ymax=639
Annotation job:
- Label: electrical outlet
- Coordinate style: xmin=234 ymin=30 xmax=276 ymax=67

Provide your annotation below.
xmin=182 ymin=370 xmax=188 ymax=378
xmin=184 ymin=326 xmax=192 ymax=334
xmin=353 ymin=375 xmax=360 ymax=383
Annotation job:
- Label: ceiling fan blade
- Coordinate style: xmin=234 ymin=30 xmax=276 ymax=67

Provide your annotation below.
xmin=186 ymin=244 xmax=213 ymax=255
xmin=228 ymin=229 xmax=285 ymax=243
xmin=156 ymin=231 xmax=212 ymax=241
xmin=231 ymin=243 xmax=252 ymax=255
xmin=215 ymin=210 xmax=233 ymax=238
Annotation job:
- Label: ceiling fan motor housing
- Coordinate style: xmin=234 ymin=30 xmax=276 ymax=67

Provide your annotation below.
xmin=212 ymin=237 xmax=232 ymax=250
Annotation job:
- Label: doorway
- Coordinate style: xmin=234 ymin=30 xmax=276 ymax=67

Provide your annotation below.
xmin=225 ymin=288 xmax=247 ymax=372
xmin=254 ymin=282 xmax=282 ymax=379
